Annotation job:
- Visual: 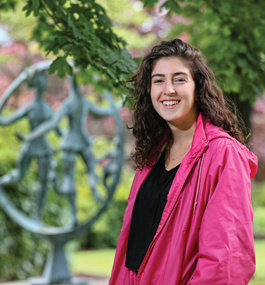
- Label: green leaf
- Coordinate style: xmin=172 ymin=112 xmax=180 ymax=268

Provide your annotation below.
xmin=48 ymin=57 xmax=73 ymax=78
xmin=32 ymin=0 xmax=40 ymax=16
xmin=67 ymin=14 xmax=82 ymax=39
xmin=141 ymin=0 xmax=158 ymax=9
xmin=161 ymin=0 xmax=182 ymax=15
xmin=22 ymin=2 xmax=33 ymax=17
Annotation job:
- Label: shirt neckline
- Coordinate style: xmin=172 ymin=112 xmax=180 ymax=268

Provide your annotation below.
xmin=160 ymin=150 xmax=181 ymax=172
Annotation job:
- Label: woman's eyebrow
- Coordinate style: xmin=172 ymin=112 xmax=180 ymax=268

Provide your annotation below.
xmin=151 ymin=72 xmax=188 ymax=78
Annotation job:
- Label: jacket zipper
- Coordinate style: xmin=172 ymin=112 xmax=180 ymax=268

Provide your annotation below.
xmin=193 ymin=141 xmax=209 ymax=213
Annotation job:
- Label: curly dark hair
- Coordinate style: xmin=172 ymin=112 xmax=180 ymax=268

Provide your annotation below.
xmin=128 ymin=38 xmax=246 ymax=170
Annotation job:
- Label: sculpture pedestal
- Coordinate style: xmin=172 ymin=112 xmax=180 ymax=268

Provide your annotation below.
xmin=28 ymin=242 xmax=90 ymax=285
xmin=28 ymin=277 xmax=89 ymax=285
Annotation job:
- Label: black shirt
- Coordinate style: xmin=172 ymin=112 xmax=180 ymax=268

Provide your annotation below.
xmin=125 ymin=151 xmax=180 ymax=270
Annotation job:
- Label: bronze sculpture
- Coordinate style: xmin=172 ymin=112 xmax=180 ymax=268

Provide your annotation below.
xmin=0 ymin=61 xmax=125 ymax=284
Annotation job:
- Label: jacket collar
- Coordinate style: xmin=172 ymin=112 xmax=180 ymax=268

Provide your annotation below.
xmin=149 ymin=113 xmax=208 ymax=166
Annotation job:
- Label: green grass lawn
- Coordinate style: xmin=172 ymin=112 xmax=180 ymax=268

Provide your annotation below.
xmin=71 ymin=240 xmax=265 ymax=284
xmin=250 ymin=239 xmax=265 ymax=285
xmin=71 ymin=248 xmax=116 ymax=277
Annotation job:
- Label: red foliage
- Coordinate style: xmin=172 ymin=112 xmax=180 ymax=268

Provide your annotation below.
xmin=0 ymin=41 xmax=28 ymax=56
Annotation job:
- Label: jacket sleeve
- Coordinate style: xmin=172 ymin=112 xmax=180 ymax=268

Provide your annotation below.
xmin=187 ymin=140 xmax=256 ymax=285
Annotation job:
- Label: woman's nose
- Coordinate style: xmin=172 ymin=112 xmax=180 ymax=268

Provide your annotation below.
xmin=164 ymin=81 xmax=175 ymax=95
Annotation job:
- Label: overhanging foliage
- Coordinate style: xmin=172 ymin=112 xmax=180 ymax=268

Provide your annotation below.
xmin=1 ymin=0 xmax=137 ymax=97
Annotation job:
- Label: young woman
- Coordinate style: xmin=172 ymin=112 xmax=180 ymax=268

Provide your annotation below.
xmin=109 ymin=38 xmax=257 ymax=285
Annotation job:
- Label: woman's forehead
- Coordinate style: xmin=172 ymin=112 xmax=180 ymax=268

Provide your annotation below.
xmin=151 ymin=57 xmax=193 ymax=77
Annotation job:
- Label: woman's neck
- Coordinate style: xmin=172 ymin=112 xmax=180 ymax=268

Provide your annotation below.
xmin=164 ymin=120 xmax=196 ymax=170
xmin=168 ymin=119 xmax=197 ymax=148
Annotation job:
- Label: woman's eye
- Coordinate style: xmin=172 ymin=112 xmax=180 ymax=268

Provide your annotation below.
xmin=174 ymin=78 xmax=185 ymax=83
xmin=154 ymin=79 xmax=163 ymax=83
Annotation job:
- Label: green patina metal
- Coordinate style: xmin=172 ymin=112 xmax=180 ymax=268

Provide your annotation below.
xmin=0 ymin=61 xmax=125 ymax=285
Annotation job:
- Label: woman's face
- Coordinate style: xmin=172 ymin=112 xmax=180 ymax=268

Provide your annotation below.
xmin=150 ymin=56 xmax=197 ymax=130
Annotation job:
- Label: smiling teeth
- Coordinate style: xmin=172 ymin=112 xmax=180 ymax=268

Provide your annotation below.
xmin=163 ymin=100 xmax=180 ymax=106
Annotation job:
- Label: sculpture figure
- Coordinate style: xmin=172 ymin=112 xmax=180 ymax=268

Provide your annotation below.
xmin=0 ymin=65 xmax=61 ymax=222
xmin=25 ymin=75 xmax=118 ymax=227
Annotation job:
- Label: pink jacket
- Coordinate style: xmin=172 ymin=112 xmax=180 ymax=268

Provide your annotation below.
xmin=109 ymin=114 xmax=258 ymax=285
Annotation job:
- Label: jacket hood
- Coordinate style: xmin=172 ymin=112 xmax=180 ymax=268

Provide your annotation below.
xmin=201 ymin=115 xmax=258 ymax=179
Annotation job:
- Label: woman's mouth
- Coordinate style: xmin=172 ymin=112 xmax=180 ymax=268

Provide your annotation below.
xmin=162 ymin=100 xmax=180 ymax=106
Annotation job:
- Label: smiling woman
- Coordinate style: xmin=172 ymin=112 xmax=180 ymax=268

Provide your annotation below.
xmin=109 ymin=38 xmax=258 ymax=285
xmin=150 ymin=57 xmax=196 ymax=171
